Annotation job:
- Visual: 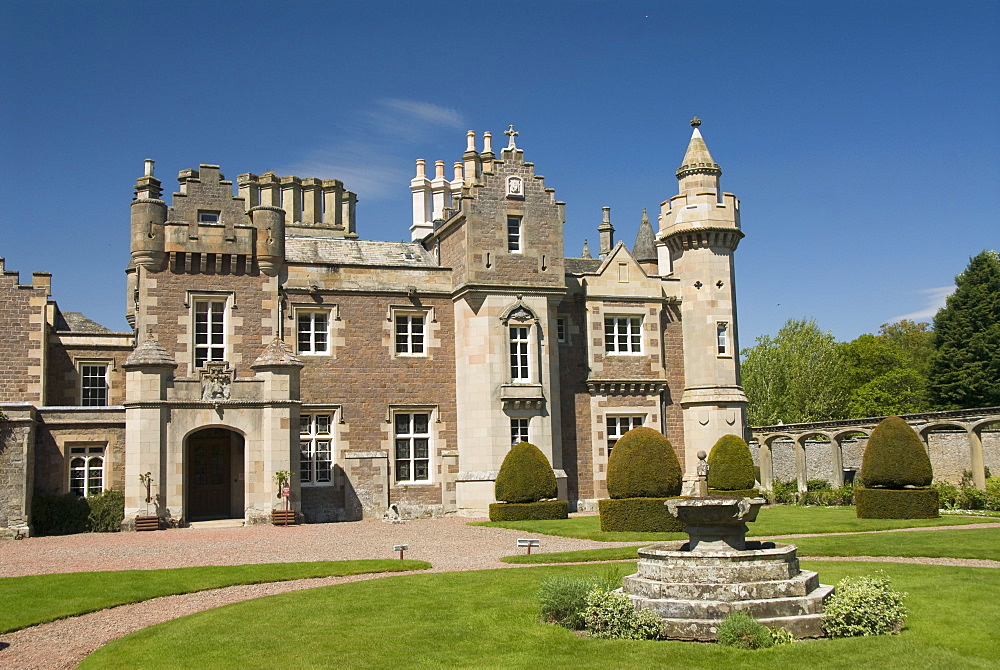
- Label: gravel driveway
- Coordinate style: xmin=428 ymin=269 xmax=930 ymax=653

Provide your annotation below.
xmin=1 ymin=517 xmax=997 ymax=669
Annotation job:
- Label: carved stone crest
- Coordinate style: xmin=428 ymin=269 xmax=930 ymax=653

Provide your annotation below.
xmin=201 ymin=361 xmax=233 ymax=401
xmin=506 ymin=176 xmax=523 ymax=197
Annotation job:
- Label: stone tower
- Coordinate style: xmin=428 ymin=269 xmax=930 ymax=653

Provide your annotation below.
xmin=658 ymin=119 xmax=748 ymax=471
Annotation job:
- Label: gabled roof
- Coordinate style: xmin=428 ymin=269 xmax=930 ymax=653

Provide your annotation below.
xmin=53 ymin=311 xmax=113 ymax=333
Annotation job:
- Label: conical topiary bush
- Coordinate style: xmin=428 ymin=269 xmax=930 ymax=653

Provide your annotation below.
xmin=489 ymin=442 xmax=567 ymax=521
xmin=707 ymin=434 xmax=757 ymax=494
xmin=859 ymin=416 xmax=933 ymax=488
xmin=600 ymin=427 xmax=684 ymax=532
xmin=856 ymin=416 xmax=938 ymax=518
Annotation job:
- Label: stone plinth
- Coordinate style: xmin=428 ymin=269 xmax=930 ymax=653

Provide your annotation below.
xmin=622 ymin=497 xmax=833 ymax=640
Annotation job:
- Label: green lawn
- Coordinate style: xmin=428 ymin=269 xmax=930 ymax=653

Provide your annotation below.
xmin=0 ymin=560 xmax=429 ymax=634
xmin=81 ymin=562 xmax=1000 ymax=669
xmin=474 ymin=505 xmax=994 ymax=542
xmin=501 ymin=527 xmax=1000 ymax=564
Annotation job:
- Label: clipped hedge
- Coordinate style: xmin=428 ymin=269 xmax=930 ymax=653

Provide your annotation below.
xmin=606 ymin=427 xmax=681 ymax=499
xmin=708 ymin=488 xmax=761 ymax=499
xmin=31 ymin=491 xmax=90 ymax=535
xmin=489 ymin=500 xmax=569 ymax=521
xmin=707 ymin=434 xmax=756 ymax=491
xmin=859 ymin=416 xmax=933 ymax=488
xmin=495 ymin=442 xmax=557 ymax=504
xmin=854 ymin=487 xmax=939 ymax=519
xmin=87 ymin=489 xmax=125 ymax=532
xmin=598 ymin=497 xmax=685 ymax=532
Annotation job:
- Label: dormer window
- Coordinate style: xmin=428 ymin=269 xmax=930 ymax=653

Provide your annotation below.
xmin=197 ymin=210 xmax=220 ymax=224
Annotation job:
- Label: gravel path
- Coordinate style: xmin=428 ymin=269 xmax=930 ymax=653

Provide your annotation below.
xmin=1 ymin=517 xmax=997 ymax=669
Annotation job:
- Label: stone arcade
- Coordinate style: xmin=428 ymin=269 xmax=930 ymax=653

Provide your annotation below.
xmin=0 ymin=121 xmax=748 ymax=536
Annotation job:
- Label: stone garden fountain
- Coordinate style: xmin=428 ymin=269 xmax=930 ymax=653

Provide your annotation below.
xmin=621 ymin=492 xmax=833 ymax=640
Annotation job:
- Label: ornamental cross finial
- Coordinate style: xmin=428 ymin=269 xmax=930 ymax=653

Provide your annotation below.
xmin=690 ymin=116 xmax=702 ymax=128
xmin=505 ymin=124 xmax=519 ymax=149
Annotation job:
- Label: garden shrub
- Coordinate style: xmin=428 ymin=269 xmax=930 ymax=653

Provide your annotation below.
xmin=859 ymin=416 xmax=932 ymax=488
xmin=494 ymin=442 xmax=557 ymax=504
xmin=986 ymin=477 xmax=1000 ymax=511
xmin=31 ymin=491 xmax=90 ymax=535
xmin=488 ymin=500 xmax=568 ymax=521
xmin=583 ymin=588 xmax=662 ymax=640
xmin=769 ymin=626 xmax=796 ymax=646
xmin=87 ymin=489 xmax=125 ymax=532
xmin=538 ymin=577 xmax=593 ymax=630
xmin=807 ymin=478 xmax=832 ymax=491
xmin=707 ymin=488 xmax=760 ymax=498
xmin=822 ymin=572 xmax=907 ymax=637
xmin=802 ymin=484 xmax=854 ymax=506
xmin=707 ymin=434 xmax=755 ymax=491
xmin=767 ymin=480 xmax=798 ymax=504
xmin=716 ymin=611 xmax=774 ymax=649
xmin=598 ymin=497 xmax=685 ymax=532
xmin=854 ymin=487 xmax=939 ymax=518
xmin=606 ymin=427 xmax=681 ymax=499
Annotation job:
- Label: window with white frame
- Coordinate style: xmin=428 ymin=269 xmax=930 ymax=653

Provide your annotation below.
xmin=604 ymin=316 xmax=642 ymax=353
xmin=297 ymin=310 xmax=330 ymax=355
xmin=299 ymin=413 xmax=333 ymax=485
xmin=607 ymin=415 xmax=644 ymax=455
xmin=717 ymin=321 xmax=730 ymax=356
xmin=507 ymin=216 xmax=522 ymax=253
xmin=556 ymin=317 xmax=567 ymax=343
xmin=510 ymin=418 xmax=529 ymax=445
xmin=395 ymin=412 xmax=431 ymax=483
xmin=509 ymin=326 xmax=530 ymax=381
xmin=69 ymin=445 xmax=105 ymax=496
xmin=395 ymin=313 xmax=426 ymax=356
xmin=193 ymin=298 xmax=226 ymax=368
xmin=80 ymin=363 xmax=109 ymax=406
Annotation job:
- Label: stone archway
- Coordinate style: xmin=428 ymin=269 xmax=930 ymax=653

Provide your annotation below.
xmin=186 ymin=427 xmax=245 ymax=521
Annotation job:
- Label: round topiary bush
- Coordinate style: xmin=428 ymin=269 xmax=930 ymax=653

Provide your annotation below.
xmin=494 ymin=442 xmax=557 ymax=504
xmin=707 ymin=434 xmax=756 ymax=491
xmin=606 ymin=427 xmax=682 ymax=499
xmin=859 ymin=416 xmax=933 ymax=488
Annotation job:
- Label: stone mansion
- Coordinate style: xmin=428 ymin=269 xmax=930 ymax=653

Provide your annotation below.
xmin=0 ymin=121 xmax=748 ymax=536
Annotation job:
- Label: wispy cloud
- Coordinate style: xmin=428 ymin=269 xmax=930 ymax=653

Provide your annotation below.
xmin=887 ymin=285 xmax=954 ymax=324
xmin=278 ymin=98 xmax=465 ymax=200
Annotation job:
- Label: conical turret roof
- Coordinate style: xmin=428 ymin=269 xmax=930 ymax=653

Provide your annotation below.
xmin=124 ymin=336 xmax=177 ymax=368
xmin=632 ymin=208 xmax=657 ymax=263
xmin=676 ymin=117 xmax=721 ymax=179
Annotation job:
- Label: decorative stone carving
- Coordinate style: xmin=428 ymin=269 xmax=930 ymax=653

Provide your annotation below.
xmin=201 ymin=361 xmax=233 ymax=401
xmin=506 ymin=175 xmax=523 ymax=197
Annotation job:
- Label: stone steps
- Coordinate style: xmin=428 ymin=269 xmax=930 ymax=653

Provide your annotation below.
xmin=624 ymin=570 xmax=820 ymax=602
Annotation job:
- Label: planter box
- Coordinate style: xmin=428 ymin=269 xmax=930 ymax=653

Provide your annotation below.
xmin=135 ymin=515 xmax=161 ymax=531
xmin=271 ymin=509 xmax=297 ymax=525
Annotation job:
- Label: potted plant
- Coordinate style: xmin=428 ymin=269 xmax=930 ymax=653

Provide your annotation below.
xmin=135 ymin=472 xmax=160 ymax=531
xmin=271 ymin=470 xmax=296 ymax=525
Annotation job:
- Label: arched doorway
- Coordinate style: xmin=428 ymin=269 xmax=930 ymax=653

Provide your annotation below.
xmin=187 ymin=427 xmax=245 ymax=521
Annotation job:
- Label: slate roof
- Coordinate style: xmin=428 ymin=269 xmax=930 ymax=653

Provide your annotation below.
xmin=285 ymin=236 xmax=438 ymax=267
xmin=565 ymin=257 xmax=602 ymax=274
xmin=53 ymin=311 xmax=113 ymax=333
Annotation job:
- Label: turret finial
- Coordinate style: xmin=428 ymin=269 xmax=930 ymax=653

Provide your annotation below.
xmin=690 ymin=117 xmax=702 ymax=128
xmin=581 ymin=239 xmax=592 ymax=260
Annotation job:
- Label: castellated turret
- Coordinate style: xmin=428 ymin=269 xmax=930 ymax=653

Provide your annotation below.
xmin=657 ymin=118 xmax=748 ymax=470
xmin=130 ymin=159 xmax=167 ymax=271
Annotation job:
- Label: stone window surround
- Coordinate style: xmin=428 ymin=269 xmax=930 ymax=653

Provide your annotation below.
xmin=68 ymin=443 xmax=106 ymax=497
xmin=295 ymin=308 xmax=332 ymax=356
xmin=604 ymin=314 xmax=643 ymax=354
xmin=386 ymin=304 xmax=437 ymax=358
xmin=389 ymin=405 xmax=436 ymax=485
xmin=188 ymin=291 xmax=234 ymax=370
xmin=507 ymin=216 xmax=522 ymax=253
xmin=717 ymin=321 xmax=732 ymax=358
xmin=299 ymin=409 xmax=336 ymax=487
xmin=76 ymin=358 xmax=111 ymax=406
xmin=510 ymin=417 xmax=529 ymax=445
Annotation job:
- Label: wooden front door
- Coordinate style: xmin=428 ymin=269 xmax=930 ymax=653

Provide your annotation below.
xmin=188 ymin=429 xmax=233 ymax=520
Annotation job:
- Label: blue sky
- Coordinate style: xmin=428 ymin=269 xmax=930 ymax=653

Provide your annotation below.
xmin=1 ymin=0 xmax=997 ymax=348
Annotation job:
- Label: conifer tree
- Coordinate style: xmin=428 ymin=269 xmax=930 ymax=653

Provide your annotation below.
xmin=928 ymin=251 xmax=1000 ymax=409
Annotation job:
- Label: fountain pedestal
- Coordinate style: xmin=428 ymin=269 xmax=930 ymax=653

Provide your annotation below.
xmin=622 ymin=497 xmax=833 ymax=640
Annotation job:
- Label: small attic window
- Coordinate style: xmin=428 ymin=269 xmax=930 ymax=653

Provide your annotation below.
xmin=401 ymin=252 xmax=416 ymax=262
xmin=198 ymin=210 xmax=220 ymax=224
